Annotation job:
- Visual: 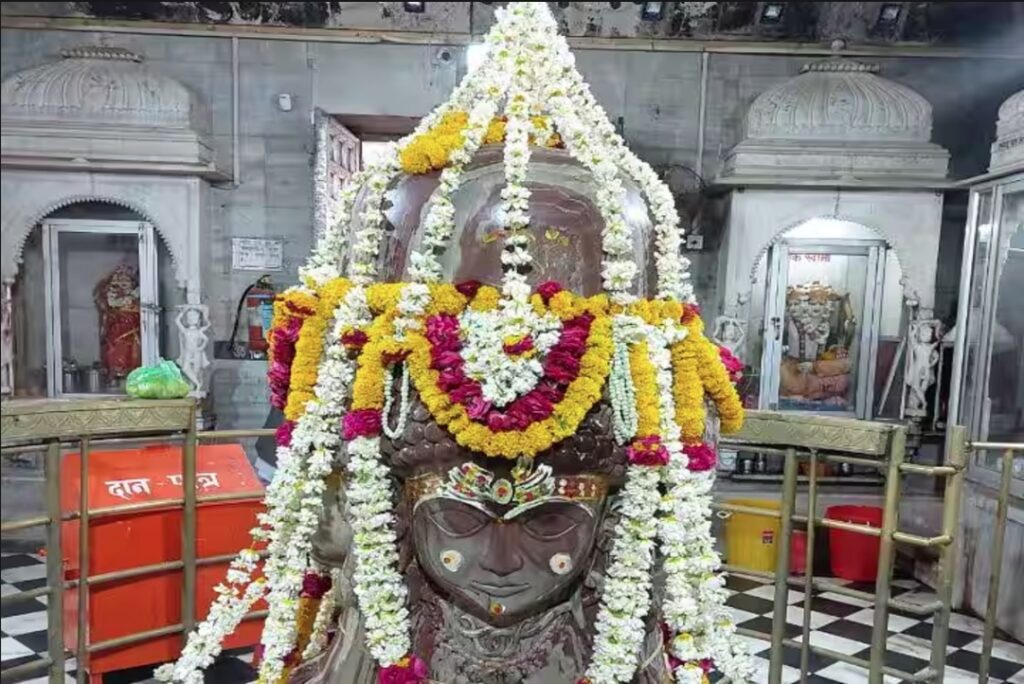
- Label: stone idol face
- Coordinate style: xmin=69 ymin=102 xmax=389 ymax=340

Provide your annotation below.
xmin=408 ymin=464 xmax=605 ymax=626
xmin=376 ymin=400 xmax=649 ymax=683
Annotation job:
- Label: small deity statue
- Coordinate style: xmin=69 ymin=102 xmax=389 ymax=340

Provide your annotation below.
xmin=94 ymin=263 xmax=141 ymax=379
xmin=779 ymin=282 xmax=856 ymax=407
xmin=904 ymin=320 xmax=941 ymax=418
xmin=176 ymin=304 xmax=211 ymax=396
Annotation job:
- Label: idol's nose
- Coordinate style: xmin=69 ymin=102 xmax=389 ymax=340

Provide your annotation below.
xmin=479 ymin=521 xmax=525 ymax=576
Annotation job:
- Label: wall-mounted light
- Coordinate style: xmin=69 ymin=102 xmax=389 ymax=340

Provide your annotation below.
xmin=404 ymin=1 xmax=425 ymax=13
xmin=466 ymin=43 xmax=488 ymax=74
xmin=877 ymin=3 xmax=902 ymax=25
xmin=609 ymin=1 xmax=622 ymax=8
xmin=760 ymin=3 xmax=784 ymax=23
xmin=640 ymin=1 xmax=665 ymax=21
xmin=277 ymin=93 xmax=293 ymax=112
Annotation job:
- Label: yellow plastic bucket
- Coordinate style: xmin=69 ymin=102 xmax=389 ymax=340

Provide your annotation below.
xmin=724 ymin=498 xmax=782 ymax=572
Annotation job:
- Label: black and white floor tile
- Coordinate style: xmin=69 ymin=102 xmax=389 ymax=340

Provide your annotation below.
xmin=721 ymin=574 xmax=1024 ymax=683
xmin=3 ymin=552 xmax=1022 ymax=683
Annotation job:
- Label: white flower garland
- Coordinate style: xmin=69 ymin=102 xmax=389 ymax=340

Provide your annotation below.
xmin=494 ymin=7 xmax=536 ymax=302
xmin=407 ymin=96 xmax=498 ymax=284
xmin=650 ymin=316 xmax=752 ymax=682
xmin=584 ymin=463 xmax=662 ymax=682
xmin=344 ymin=283 xmax=430 ymax=667
xmin=154 ymin=549 xmax=265 ymax=684
xmin=257 ymin=287 xmax=367 ymax=683
xmin=459 ymin=302 xmax=561 ymax=407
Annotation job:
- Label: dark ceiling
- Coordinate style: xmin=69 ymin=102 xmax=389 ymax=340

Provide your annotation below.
xmin=2 ymin=2 xmax=1022 ymax=49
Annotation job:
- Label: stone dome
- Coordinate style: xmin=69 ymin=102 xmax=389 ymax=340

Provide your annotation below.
xmin=1 ymin=46 xmax=209 ymax=131
xmin=745 ymin=59 xmax=932 ymax=143
xmin=990 ymin=88 xmax=1024 ymax=173
xmin=718 ymin=58 xmax=948 ymax=185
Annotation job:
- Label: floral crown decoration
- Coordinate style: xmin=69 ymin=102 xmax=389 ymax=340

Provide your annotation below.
xmin=160 ymin=4 xmax=752 ymax=684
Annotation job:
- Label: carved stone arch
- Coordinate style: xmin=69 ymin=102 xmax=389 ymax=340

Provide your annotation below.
xmin=7 ymin=194 xmax=186 ymax=285
xmin=747 ymin=213 xmax=919 ymax=305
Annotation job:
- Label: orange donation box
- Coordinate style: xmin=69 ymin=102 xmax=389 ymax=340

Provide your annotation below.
xmin=61 ymin=443 xmax=266 ymax=679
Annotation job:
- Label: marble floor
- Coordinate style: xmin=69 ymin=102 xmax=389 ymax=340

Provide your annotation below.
xmin=2 ymin=552 xmax=1022 ymax=683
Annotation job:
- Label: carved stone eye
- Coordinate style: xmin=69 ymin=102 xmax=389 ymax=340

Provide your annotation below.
xmin=429 ymin=507 xmax=489 ymax=537
xmin=523 ymin=511 xmax=578 ymax=541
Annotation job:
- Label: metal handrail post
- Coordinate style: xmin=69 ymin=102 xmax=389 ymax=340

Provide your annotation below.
xmin=768 ymin=447 xmax=798 ymax=684
xmin=930 ymin=425 xmax=967 ymax=682
xmin=799 ymin=450 xmax=819 ymax=679
xmin=44 ymin=440 xmax=65 ymax=683
xmin=76 ymin=437 xmax=91 ymax=684
xmin=181 ymin=403 xmax=198 ymax=640
xmin=868 ymin=426 xmax=905 ymax=684
xmin=978 ymin=448 xmax=1015 ymax=684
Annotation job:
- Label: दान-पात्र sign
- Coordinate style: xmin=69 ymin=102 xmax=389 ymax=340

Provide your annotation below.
xmin=232 ymin=237 xmax=283 ymax=271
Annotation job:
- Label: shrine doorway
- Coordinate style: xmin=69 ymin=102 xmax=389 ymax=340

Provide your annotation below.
xmin=747 ymin=217 xmax=906 ymax=421
xmin=12 ymin=201 xmax=182 ymax=398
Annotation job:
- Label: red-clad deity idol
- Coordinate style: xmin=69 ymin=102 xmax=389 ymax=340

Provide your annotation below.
xmin=94 ymin=263 xmax=142 ymax=379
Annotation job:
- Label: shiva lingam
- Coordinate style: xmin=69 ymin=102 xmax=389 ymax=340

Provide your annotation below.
xmin=166 ymin=5 xmax=748 ymax=684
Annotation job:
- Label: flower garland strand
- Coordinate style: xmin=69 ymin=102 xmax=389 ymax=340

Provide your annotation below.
xmin=257 ymin=284 xmax=365 ymax=683
xmin=496 ymin=8 xmax=536 ymax=302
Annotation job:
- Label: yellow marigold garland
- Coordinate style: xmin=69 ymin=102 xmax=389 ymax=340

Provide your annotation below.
xmin=278 ymin=277 xmax=740 ymax=457
xmin=273 ymin=594 xmax=323 ymax=684
xmin=350 ymin=313 xmax=398 ymax=412
xmin=672 ymin=336 xmax=707 ymax=444
xmin=629 ymin=341 xmax=661 ymax=438
xmin=399 ymin=111 xmax=562 ymax=175
xmin=404 ymin=312 xmax=613 ymax=459
xmin=696 ymin=335 xmax=744 ymax=434
xmin=268 ymin=289 xmax=318 ymax=368
xmin=283 ymin=279 xmax=351 ymax=421
xmin=671 ymin=313 xmax=745 ymax=439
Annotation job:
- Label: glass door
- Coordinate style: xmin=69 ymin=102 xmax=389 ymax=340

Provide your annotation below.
xmin=951 ymin=175 xmax=1024 ymax=491
xmin=43 ymin=219 xmax=159 ymax=396
xmin=759 ymin=239 xmax=886 ymax=418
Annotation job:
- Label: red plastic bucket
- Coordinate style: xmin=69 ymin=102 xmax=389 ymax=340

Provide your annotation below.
xmin=827 ymin=505 xmax=883 ymax=582
xmin=790 ymin=529 xmax=807 ymax=575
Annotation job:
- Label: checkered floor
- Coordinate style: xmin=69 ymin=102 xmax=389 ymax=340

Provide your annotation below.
xmin=3 ymin=552 xmax=1022 ymax=683
xmin=720 ymin=574 xmax=1024 ymax=683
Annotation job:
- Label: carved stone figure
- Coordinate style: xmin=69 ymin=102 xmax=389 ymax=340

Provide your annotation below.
xmin=904 ymin=319 xmax=941 ymax=418
xmin=292 ymin=149 xmax=672 ymax=684
xmin=175 ymin=303 xmax=211 ymax=397
xmin=1 ymin=280 xmax=12 ymax=396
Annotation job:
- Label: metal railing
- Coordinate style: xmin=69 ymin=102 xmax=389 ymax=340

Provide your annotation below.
xmin=717 ymin=414 xmax=1021 ymax=684
xmin=0 ymin=400 xmax=1019 ymax=684
xmin=969 ymin=441 xmax=1021 ymax=684
xmin=0 ymin=398 xmax=273 ymax=684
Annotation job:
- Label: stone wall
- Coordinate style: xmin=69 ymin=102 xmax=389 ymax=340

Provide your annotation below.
xmin=2 ymin=25 xmax=1020 ymax=424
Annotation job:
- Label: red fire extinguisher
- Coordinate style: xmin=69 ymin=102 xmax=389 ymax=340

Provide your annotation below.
xmin=245 ymin=276 xmax=276 ymax=357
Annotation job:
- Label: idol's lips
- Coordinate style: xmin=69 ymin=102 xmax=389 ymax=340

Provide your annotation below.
xmin=471 ymin=581 xmax=529 ymax=598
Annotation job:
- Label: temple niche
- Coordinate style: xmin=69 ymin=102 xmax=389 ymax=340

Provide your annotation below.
xmin=0 ymin=46 xmax=220 ymax=401
xmin=713 ymin=58 xmax=950 ymax=426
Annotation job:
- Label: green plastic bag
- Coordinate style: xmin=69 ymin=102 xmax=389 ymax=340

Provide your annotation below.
xmin=126 ymin=360 xmax=191 ymax=399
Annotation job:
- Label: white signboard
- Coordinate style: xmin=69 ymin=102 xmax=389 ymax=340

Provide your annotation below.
xmin=232 ymin=237 xmax=283 ymax=271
